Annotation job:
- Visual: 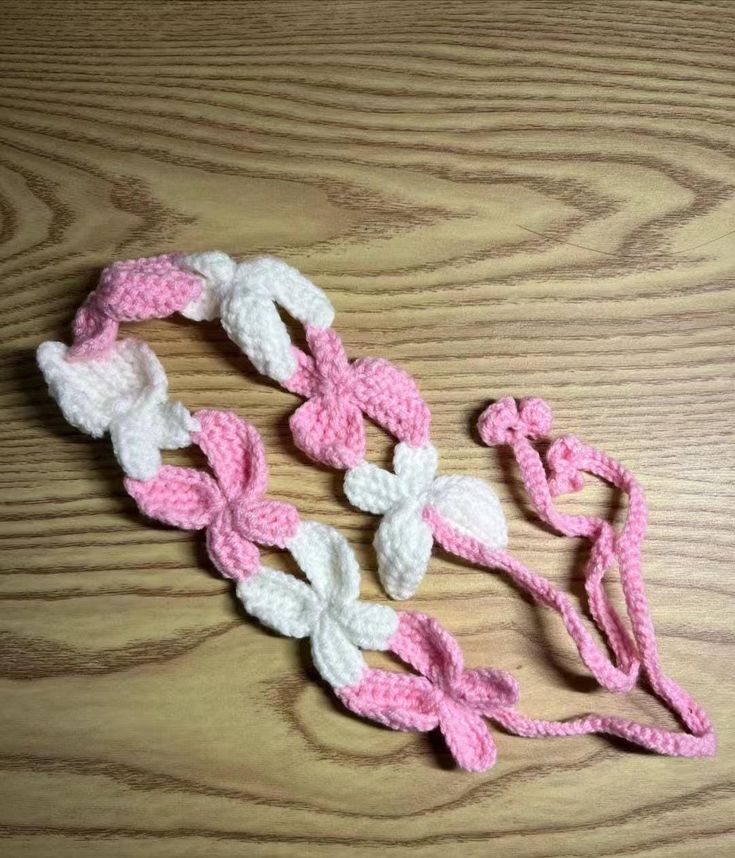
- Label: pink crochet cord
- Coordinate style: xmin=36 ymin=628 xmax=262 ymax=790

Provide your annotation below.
xmin=425 ymin=509 xmax=639 ymax=694
xmin=418 ymin=396 xmax=714 ymax=757
xmin=125 ymin=409 xmax=300 ymax=580
xmin=283 ymin=324 xmax=431 ymax=468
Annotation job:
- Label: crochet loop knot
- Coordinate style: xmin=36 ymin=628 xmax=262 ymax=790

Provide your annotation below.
xmin=478 ymin=396 xmax=553 ymax=447
xmin=546 ymin=434 xmax=587 ymax=496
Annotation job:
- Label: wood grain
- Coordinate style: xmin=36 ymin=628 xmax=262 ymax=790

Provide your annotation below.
xmin=1 ymin=1 xmax=734 ymax=855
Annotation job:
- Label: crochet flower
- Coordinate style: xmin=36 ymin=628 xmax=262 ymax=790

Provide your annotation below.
xmin=68 ymin=254 xmax=203 ymax=360
xmin=237 ymin=521 xmax=399 ymax=688
xmin=178 ymin=251 xmax=335 ymax=383
xmin=37 ymin=338 xmax=198 ymax=480
xmin=125 ymin=409 xmax=300 ymax=579
xmin=283 ymin=325 xmax=431 ymax=469
xmin=344 ymin=443 xmax=507 ymax=599
xmin=337 ymin=612 xmax=519 ymax=771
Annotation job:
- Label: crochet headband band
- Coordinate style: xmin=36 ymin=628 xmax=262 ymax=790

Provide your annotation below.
xmin=37 ymin=251 xmax=715 ymax=770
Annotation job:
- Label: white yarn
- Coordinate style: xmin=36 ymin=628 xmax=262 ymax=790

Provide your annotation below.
xmin=37 ymin=338 xmax=198 ymax=480
xmin=179 ymin=252 xmax=335 ymax=383
xmin=237 ymin=521 xmax=398 ymax=688
xmin=177 ymin=251 xmax=235 ymax=322
xmin=344 ymin=443 xmax=508 ymax=600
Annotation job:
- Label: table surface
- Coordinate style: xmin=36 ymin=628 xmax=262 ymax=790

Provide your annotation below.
xmin=1 ymin=2 xmax=734 ymax=856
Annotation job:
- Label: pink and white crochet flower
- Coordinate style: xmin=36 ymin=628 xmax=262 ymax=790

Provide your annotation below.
xmin=344 ymin=442 xmax=507 ymax=599
xmin=337 ymin=612 xmax=519 ymax=771
xmin=125 ymin=409 xmax=299 ymax=579
xmin=283 ymin=326 xmax=431 ymax=470
xmin=37 ymin=338 xmax=197 ymax=480
xmin=238 ymin=521 xmax=399 ymax=688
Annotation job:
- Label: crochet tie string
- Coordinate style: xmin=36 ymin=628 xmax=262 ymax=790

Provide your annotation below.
xmin=464 ymin=396 xmax=715 ymax=755
xmin=475 ymin=396 xmax=641 ymax=681
xmin=424 ymin=508 xmax=641 ymax=693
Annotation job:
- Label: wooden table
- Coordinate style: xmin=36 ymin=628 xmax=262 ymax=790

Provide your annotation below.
xmin=1 ymin=2 xmax=733 ymax=856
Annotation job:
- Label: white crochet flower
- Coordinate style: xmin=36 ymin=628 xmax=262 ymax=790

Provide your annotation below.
xmin=37 ymin=339 xmax=198 ymax=480
xmin=344 ymin=443 xmax=508 ymax=600
xmin=179 ymin=252 xmax=335 ymax=383
xmin=237 ymin=521 xmax=398 ymax=688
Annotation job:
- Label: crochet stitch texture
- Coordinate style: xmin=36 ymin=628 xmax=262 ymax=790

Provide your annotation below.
xmin=125 ymin=409 xmax=300 ymax=580
xmin=37 ymin=250 xmax=715 ymax=770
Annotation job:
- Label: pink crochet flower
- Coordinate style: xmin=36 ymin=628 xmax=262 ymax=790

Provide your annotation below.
xmin=478 ymin=396 xmax=553 ymax=447
xmin=69 ymin=254 xmax=202 ymax=360
xmin=336 ymin=612 xmax=519 ymax=772
xmin=283 ymin=325 xmax=431 ymax=469
xmin=125 ymin=409 xmax=300 ymax=580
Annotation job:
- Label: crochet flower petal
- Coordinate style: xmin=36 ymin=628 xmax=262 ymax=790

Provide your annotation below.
xmin=221 ymin=288 xmax=297 ymax=383
xmin=125 ymin=466 xmax=221 ymax=529
xmin=352 ymin=358 xmax=431 ymax=446
xmin=110 ymin=399 xmax=198 ymax=480
xmin=393 ymin=442 xmax=438 ymax=494
xmin=234 ymin=498 xmax=300 ymax=548
xmin=335 ymin=669 xmax=439 ymax=731
xmin=374 ymin=504 xmax=433 ymax=600
xmin=287 ymin=521 xmax=360 ymax=604
xmin=68 ymin=298 xmax=118 ymax=360
xmin=303 ymin=325 xmax=350 ymax=375
xmin=194 ymin=409 xmax=268 ymax=501
xmin=156 ymin=401 xmax=201 ymax=449
xmin=38 ymin=341 xmax=114 ymax=437
xmin=343 ymin=462 xmax=402 ymax=515
xmin=37 ymin=339 xmax=167 ymax=438
xmin=390 ymin=612 xmax=464 ymax=687
xmin=282 ymin=347 xmax=320 ymax=397
xmin=67 ymin=254 xmax=201 ymax=359
xmin=178 ymin=250 xmax=237 ymax=321
xmin=237 ymin=256 xmax=334 ymax=329
xmin=438 ymin=698 xmax=498 ymax=772
xmin=453 ymin=667 xmax=520 ymax=714
xmin=290 ymin=395 xmax=366 ymax=469
xmin=339 ymin=602 xmax=399 ymax=651
xmin=427 ymin=475 xmax=507 ymax=549
xmin=123 ymin=338 xmax=170 ymax=402
xmin=207 ymin=511 xmax=261 ymax=580
xmin=109 ymin=409 xmax=162 ymax=481
xmin=237 ymin=567 xmax=321 ymax=638
xmin=96 ymin=253 xmax=202 ymax=321
xmin=311 ymin=612 xmax=366 ymax=688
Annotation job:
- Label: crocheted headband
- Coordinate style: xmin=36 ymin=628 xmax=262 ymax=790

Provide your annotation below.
xmin=37 ymin=251 xmax=715 ymax=771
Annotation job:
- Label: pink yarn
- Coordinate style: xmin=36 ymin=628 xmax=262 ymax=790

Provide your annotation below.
xmin=425 ymin=508 xmax=639 ymax=693
xmin=42 ymin=249 xmax=715 ymax=770
xmin=125 ymin=409 xmax=300 ymax=580
xmin=337 ymin=612 xmax=519 ymax=771
xmin=68 ymin=254 xmax=202 ymax=360
xmin=283 ymin=325 xmax=431 ymax=468
xmin=417 ymin=396 xmax=715 ymax=758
